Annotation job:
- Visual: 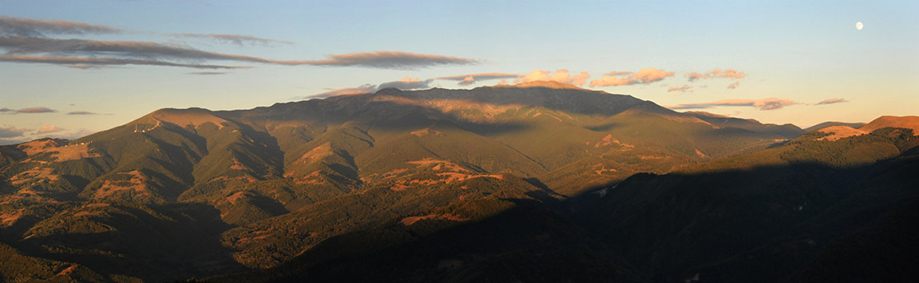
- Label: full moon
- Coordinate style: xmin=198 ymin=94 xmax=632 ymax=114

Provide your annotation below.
xmin=856 ymin=21 xmax=864 ymax=30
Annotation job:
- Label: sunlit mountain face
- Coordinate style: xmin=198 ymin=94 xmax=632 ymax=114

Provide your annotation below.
xmin=2 ymin=1 xmax=918 ymax=282
xmin=2 ymin=83 xmax=918 ymax=282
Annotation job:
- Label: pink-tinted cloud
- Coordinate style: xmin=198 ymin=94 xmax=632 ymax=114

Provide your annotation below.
xmin=378 ymin=77 xmax=433 ymax=90
xmin=668 ymin=97 xmax=797 ymax=111
xmin=170 ymin=33 xmax=294 ymax=46
xmin=15 ymin=107 xmax=56 ymax=113
xmin=436 ymin=73 xmax=519 ymax=86
xmin=687 ymin=69 xmax=746 ymax=82
xmin=37 ymin=124 xmax=64 ymax=134
xmin=668 ymin=85 xmax=693 ymax=93
xmin=516 ymin=69 xmax=591 ymax=86
xmin=727 ymin=81 xmax=740 ymax=89
xmin=285 ymin=51 xmax=478 ymax=69
xmin=816 ymin=98 xmax=849 ymax=105
xmin=589 ymin=68 xmax=674 ymax=87
xmin=0 ymin=16 xmax=121 ymax=37
xmin=311 ymin=77 xmax=433 ymax=99
xmin=312 ymin=85 xmax=378 ymax=98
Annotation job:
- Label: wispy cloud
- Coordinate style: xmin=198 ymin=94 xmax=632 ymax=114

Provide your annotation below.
xmin=0 ymin=16 xmax=121 ymax=37
xmin=9 ymin=107 xmax=57 ymax=113
xmin=312 ymin=85 xmax=378 ymax=98
xmin=0 ymin=37 xmax=276 ymax=62
xmin=436 ymin=72 xmax=519 ymax=86
xmin=687 ymin=69 xmax=746 ymax=82
xmin=0 ymin=36 xmax=476 ymax=69
xmin=0 ymin=55 xmax=250 ymax=69
xmin=37 ymin=124 xmax=64 ymax=134
xmin=188 ymin=71 xmax=227 ymax=75
xmin=667 ymin=85 xmax=693 ymax=93
xmin=64 ymin=64 xmax=115 ymax=70
xmin=170 ymin=33 xmax=294 ymax=46
xmin=668 ymin=98 xmax=797 ymax=111
xmin=590 ymin=68 xmax=674 ymax=87
xmin=604 ymin=71 xmax=634 ymax=77
xmin=67 ymin=111 xmax=99 ymax=115
xmin=290 ymin=51 xmax=478 ymax=69
xmin=516 ymin=69 xmax=590 ymax=86
xmin=1 ymin=16 xmax=476 ymax=70
xmin=727 ymin=81 xmax=740 ymax=89
xmin=311 ymin=77 xmax=434 ymax=99
xmin=816 ymin=98 xmax=849 ymax=105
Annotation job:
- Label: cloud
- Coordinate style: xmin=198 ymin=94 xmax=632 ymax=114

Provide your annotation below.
xmin=0 ymin=16 xmax=121 ymax=37
xmin=291 ymin=51 xmax=478 ymax=69
xmin=516 ymin=69 xmax=591 ymax=86
xmin=311 ymin=77 xmax=433 ymax=99
xmin=312 ymin=85 xmax=378 ymax=98
xmin=687 ymin=69 xmax=746 ymax=82
xmin=15 ymin=107 xmax=56 ymax=113
xmin=64 ymin=64 xmax=115 ymax=70
xmin=0 ymin=37 xmax=274 ymax=62
xmin=815 ymin=98 xmax=849 ymax=105
xmin=436 ymin=73 xmax=519 ymax=86
xmin=667 ymin=85 xmax=693 ymax=93
xmin=727 ymin=81 xmax=740 ymax=89
xmin=188 ymin=71 xmax=227 ymax=75
xmin=378 ymin=77 xmax=433 ymax=90
xmin=589 ymin=68 xmax=674 ymax=87
xmin=668 ymin=98 xmax=797 ymax=111
xmin=170 ymin=33 xmax=294 ymax=46
xmin=0 ymin=108 xmax=12 ymax=112
xmin=37 ymin=124 xmax=64 ymax=134
xmin=0 ymin=55 xmax=250 ymax=69
xmin=67 ymin=111 xmax=98 ymax=115
xmin=0 ymin=126 xmax=30 ymax=138
xmin=604 ymin=71 xmax=634 ymax=76
xmin=0 ymin=36 xmax=475 ymax=70
xmin=43 ymin=129 xmax=95 ymax=140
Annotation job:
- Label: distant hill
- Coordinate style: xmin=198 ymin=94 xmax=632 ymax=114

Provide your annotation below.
xmin=684 ymin=111 xmax=804 ymax=139
xmin=807 ymin=116 xmax=918 ymax=141
xmin=802 ymin=121 xmax=866 ymax=132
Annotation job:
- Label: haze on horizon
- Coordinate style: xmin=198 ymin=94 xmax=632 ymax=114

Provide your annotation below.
xmin=1 ymin=0 xmax=917 ymax=145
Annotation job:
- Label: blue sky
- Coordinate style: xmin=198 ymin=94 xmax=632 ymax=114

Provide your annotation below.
xmin=1 ymin=0 xmax=917 ymax=144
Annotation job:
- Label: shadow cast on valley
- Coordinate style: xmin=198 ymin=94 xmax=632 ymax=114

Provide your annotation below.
xmin=201 ymin=150 xmax=919 ymax=283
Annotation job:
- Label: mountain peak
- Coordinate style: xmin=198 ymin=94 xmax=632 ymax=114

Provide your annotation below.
xmin=132 ymin=107 xmax=228 ymax=129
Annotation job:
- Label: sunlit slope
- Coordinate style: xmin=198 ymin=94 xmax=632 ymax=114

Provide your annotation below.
xmin=0 ymin=83 xmax=808 ymax=280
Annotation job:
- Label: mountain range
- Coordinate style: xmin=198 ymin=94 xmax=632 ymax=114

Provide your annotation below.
xmin=1 ymin=82 xmax=916 ymax=282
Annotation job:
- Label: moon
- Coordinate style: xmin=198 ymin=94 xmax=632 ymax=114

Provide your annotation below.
xmin=856 ymin=21 xmax=864 ymax=30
